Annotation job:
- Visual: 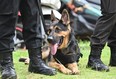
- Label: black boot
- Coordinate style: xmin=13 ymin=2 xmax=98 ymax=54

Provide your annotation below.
xmin=0 ymin=65 xmax=1 ymax=76
xmin=109 ymin=47 xmax=116 ymax=66
xmin=87 ymin=46 xmax=109 ymax=72
xmin=0 ymin=56 xmax=2 ymax=73
xmin=28 ymin=48 xmax=56 ymax=75
xmin=0 ymin=52 xmax=17 ymax=79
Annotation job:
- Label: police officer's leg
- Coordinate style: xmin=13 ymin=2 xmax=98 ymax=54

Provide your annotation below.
xmin=87 ymin=13 xmax=116 ymax=71
xmin=108 ymin=23 xmax=116 ymax=66
xmin=19 ymin=0 xmax=56 ymax=75
xmin=0 ymin=0 xmax=19 ymax=78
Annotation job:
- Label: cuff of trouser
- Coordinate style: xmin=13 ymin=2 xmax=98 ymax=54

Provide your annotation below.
xmin=25 ymin=40 xmax=42 ymax=49
xmin=109 ymin=46 xmax=116 ymax=48
xmin=0 ymin=40 xmax=14 ymax=53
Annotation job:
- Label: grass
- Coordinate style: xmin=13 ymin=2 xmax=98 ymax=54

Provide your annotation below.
xmin=6 ymin=41 xmax=116 ymax=79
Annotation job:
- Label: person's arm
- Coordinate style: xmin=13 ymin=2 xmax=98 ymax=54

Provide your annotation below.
xmin=61 ymin=0 xmax=83 ymax=13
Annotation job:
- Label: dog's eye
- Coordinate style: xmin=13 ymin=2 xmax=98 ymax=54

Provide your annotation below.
xmin=55 ymin=27 xmax=61 ymax=33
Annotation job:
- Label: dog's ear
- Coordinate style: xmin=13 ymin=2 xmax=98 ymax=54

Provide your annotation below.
xmin=51 ymin=10 xmax=57 ymax=22
xmin=61 ymin=9 xmax=70 ymax=25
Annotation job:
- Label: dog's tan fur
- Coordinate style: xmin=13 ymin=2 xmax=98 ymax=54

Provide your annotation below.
xmin=46 ymin=9 xmax=80 ymax=75
xmin=20 ymin=9 xmax=80 ymax=75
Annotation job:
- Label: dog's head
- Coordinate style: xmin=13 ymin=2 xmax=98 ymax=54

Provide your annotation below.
xmin=47 ymin=9 xmax=71 ymax=55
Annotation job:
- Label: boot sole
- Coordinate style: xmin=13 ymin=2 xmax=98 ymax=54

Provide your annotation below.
xmin=28 ymin=68 xmax=56 ymax=76
xmin=86 ymin=64 xmax=109 ymax=72
xmin=2 ymin=75 xmax=17 ymax=79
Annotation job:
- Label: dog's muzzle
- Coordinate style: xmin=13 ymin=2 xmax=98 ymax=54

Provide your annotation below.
xmin=47 ymin=36 xmax=58 ymax=55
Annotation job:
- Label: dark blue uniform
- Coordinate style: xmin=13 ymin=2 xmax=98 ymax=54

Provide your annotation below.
xmin=101 ymin=0 xmax=116 ymax=13
xmin=87 ymin=0 xmax=116 ymax=72
xmin=0 ymin=0 xmax=42 ymax=52
xmin=91 ymin=0 xmax=116 ymax=50
xmin=0 ymin=0 xmax=56 ymax=78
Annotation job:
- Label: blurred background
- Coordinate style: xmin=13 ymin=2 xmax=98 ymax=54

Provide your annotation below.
xmin=15 ymin=0 xmax=101 ymax=49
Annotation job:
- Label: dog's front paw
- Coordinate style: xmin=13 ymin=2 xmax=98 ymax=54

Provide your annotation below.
xmin=71 ymin=68 xmax=80 ymax=75
xmin=67 ymin=62 xmax=80 ymax=75
xmin=61 ymin=67 xmax=72 ymax=75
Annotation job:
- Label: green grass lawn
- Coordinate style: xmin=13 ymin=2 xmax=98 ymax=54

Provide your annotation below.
xmin=10 ymin=41 xmax=116 ymax=79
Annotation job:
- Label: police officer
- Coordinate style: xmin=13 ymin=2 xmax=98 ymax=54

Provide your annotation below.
xmin=87 ymin=0 xmax=116 ymax=72
xmin=0 ymin=0 xmax=56 ymax=79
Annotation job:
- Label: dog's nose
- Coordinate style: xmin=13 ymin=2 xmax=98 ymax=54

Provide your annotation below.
xmin=47 ymin=36 xmax=53 ymax=43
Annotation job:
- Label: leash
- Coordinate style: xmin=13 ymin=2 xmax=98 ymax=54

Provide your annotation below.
xmin=36 ymin=0 xmax=53 ymax=64
xmin=36 ymin=0 xmax=48 ymax=47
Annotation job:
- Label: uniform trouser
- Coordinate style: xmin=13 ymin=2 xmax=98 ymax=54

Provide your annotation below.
xmin=90 ymin=13 xmax=116 ymax=48
xmin=0 ymin=0 xmax=42 ymax=53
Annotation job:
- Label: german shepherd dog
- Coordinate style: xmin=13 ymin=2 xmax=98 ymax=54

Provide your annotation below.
xmin=46 ymin=9 xmax=82 ymax=75
xmin=19 ymin=9 xmax=82 ymax=75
